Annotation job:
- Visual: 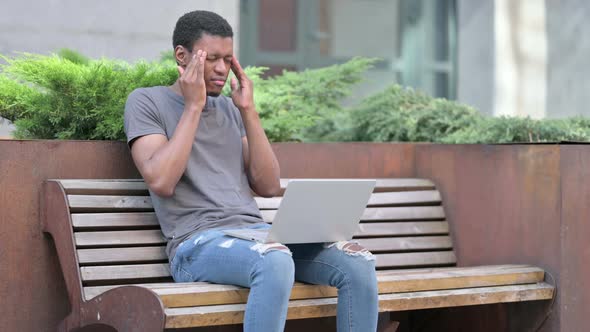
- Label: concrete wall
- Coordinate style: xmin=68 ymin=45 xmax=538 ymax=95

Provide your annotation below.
xmin=0 ymin=118 xmax=15 ymax=137
xmin=0 ymin=0 xmax=240 ymax=62
xmin=2 ymin=0 xmax=588 ymax=120
xmin=457 ymin=0 xmax=590 ymax=118
xmin=329 ymin=0 xmax=399 ymax=59
xmin=0 ymin=1 xmax=240 ymax=138
xmin=494 ymin=0 xmax=548 ymax=119
xmin=456 ymin=0 xmax=495 ymax=116
xmin=545 ymin=0 xmax=590 ymax=118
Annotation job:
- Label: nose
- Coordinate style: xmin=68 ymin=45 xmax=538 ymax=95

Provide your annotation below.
xmin=213 ymin=58 xmax=228 ymax=74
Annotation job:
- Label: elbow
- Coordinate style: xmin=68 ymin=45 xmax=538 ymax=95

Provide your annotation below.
xmin=148 ymin=180 xmax=175 ymax=197
xmin=255 ymin=182 xmax=281 ymax=198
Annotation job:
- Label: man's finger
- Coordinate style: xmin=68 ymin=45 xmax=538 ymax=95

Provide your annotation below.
xmin=188 ymin=50 xmax=201 ymax=79
xmin=183 ymin=52 xmax=197 ymax=78
xmin=177 ymin=65 xmax=185 ymax=76
xmin=196 ymin=51 xmax=206 ymax=81
xmin=231 ymin=57 xmax=246 ymax=80
xmin=230 ymin=77 xmax=238 ymax=92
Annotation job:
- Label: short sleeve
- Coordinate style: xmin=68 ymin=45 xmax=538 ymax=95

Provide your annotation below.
xmin=227 ymin=98 xmax=246 ymax=138
xmin=124 ymin=88 xmax=167 ymax=146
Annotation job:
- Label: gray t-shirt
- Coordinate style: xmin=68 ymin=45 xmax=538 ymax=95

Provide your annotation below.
xmin=124 ymin=86 xmax=264 ymax=260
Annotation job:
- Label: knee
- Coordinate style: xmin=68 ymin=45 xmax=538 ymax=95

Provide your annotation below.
xmin=265 ymin=250 xmax=295 ymax=279
xmin=251 ymin=247 xmax=295 ymax=293
xmin=328 ymin=242 xmax=378 ymax=291
xmin=347 ymin=257 xmax=378 ymax=290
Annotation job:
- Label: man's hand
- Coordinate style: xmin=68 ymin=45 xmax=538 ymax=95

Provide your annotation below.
xmin=230 ymin=57 xmax=255 ymax=112
xmin=177 ymin=50 xmax=207 ymax=111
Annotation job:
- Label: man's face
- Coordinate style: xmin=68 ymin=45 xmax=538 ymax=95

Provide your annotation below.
xmin=178 ymin=33 xmax=234 ymax=97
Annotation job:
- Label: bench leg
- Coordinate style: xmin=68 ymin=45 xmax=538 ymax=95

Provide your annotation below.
xmin=58 ymin=311 xmax=79 ymax=332
xmin=60 ymin=286 xmax=166 ymax=332
xmin=377 ymin=312 xmax=400 ymax=332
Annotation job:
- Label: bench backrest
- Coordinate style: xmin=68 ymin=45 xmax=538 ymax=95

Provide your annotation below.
xmin=51 ymin=178 xmax=455 ymax=300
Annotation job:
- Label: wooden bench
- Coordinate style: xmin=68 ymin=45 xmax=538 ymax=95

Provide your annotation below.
xmin=42 ymin=178 xmax=554 ymax=331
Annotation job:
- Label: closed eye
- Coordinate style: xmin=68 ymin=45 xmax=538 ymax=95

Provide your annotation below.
xmin=207 ymin=56 xmax=233 ymax=63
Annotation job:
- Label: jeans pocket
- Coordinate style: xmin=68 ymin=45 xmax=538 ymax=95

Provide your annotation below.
xmin=170 ymin=250 xmax=195 ymax=282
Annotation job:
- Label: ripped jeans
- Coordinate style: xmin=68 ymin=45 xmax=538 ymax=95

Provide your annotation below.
xmin=170 ymin=223 xmax=378 ymax=332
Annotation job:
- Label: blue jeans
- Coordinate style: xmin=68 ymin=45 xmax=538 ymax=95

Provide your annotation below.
xmin=170 ymin=224 xmax=378 ymax=332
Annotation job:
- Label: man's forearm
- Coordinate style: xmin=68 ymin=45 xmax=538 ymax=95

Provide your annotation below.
xmin=241 ymin=109 xmax=281 ymax=197
xmin=140 ymin=107 xmax=201 ymax=196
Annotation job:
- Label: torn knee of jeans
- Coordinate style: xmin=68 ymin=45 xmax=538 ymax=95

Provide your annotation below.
xmin=325 ymin=241 xmax=375 ymax=261
xmin=250 ymin=243 xmax=292 ymax=256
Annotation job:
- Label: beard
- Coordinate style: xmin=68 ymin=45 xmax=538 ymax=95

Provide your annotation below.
xmin=207 ymin=91 xmax=221 ymax=97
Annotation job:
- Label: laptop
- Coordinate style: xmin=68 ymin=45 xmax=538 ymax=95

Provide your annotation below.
xmin=223 ymin=179 xmax=376 ymax=244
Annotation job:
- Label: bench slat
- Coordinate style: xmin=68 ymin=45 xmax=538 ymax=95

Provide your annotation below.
xmin=368 ymin=191 xmax=441 ymax=206
xmin=59 ymin=179 xmax=148 ymax=195
xmin=75 ymin=236 xmax=453 ymax=265
xmin=72 ymin=222 xmax=449 ymax=248
xmin=57 ymin=178 xmax=435 ymax=196
xmin=360 ymin=206 xmax=445 ymax=221
xmin=68 ymin=195 xmax=445 ymax=214
xmin=71 ymin=207 xmax=446 ymax=231
xmin=78 ymin=246 xmax=167 ymax=264
xmin=355 ymin=236 xmax=452 ymax=252
xmin=68 ymin=195 xmax=153 ymax=212
xmin=357 ymin=222 xmax=449 ymax=237
xmin=261 ymin=206 xmax=445 ymax=222
xmin=375 ymin=251 xmax=456 ymax=268
xmin=72 ymin=212 xmax=159 ymax=229
xmin=255 ymin=191 xmax=441 ymax=210
xmin=163 ymin=282 xmax=554 ymax=328
xmin=83 ymin=265 xmax=546 ymax=302
xmin=278 ymin=179 xmax=435 ymax=192
xmin=79 ymin=251 xmax=455 ymax=282
xmin=75 ymin=230 xmax=166 ymax=247
xmin=81 ymin=263 xmax=170 ymax=282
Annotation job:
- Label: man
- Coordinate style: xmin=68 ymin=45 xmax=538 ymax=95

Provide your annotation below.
xmin=124 ymin=10 xmax=378 ymax=332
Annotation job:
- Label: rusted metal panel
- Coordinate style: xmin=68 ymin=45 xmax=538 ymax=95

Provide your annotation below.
xmin=273 ymin=142 xmax=416 ymax=178
xmin=0 ymin=140 xmax=140 ymax=332
xmin=414 ymin=144 xmax=562 ymax=332
xmin=41 ymin=181 xmax=84 ymax=328
xmin=415 ymin=144 xmax=561 ymax=268
xmin=4 ymin=140 xmax=588 ymax=331
xmin=560 ymin=146 xmax=590 ymax=332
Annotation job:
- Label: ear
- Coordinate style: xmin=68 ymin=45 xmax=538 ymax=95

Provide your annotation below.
xmin=174 ymin=45 xmax=189 ymax=67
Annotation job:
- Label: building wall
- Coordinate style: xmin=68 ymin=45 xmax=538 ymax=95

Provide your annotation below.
xmin=0 ymin=0 xmax=240 ymax=62
xmin=1 ymin=0 xmax=588 ymax=122
xmin=0 ymin=118 xmax=15 ymax=138
xmin=494 ymin=0 xmax=547 ymax=119
xmin=456 ymin=0 xmax=495 ymax=116
xmin=0 ymin=0 xmax=240 ymax=138
xmin=457 ymin=0 xmax=590 ymax=118
xmin=546 ymin=0 xmax=590 ymax=118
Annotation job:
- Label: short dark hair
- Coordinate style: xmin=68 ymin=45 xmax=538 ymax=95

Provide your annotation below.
xmin=172 ymin=10 xmax=233 ymax=50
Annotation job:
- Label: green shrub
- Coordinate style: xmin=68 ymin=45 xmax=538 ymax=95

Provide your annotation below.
xmin=444 ymin=116 xmax=590 ymax=143
xmin=342 ymin=85 xmax=481 ymax=142
xmin=0 ymin=50 xmax=373 ymax=141
xmin=0 ymin=75 xmax=42 ymax=123
xmin=325 ymin=83 xmax=590 ymax=144
xmin=1 ymin=51 xmax=177 ymax=139
xmin=233 ymin=57 xmax=376 ymax=142
xmin=1 ymin=49 xmax=588 ymax=143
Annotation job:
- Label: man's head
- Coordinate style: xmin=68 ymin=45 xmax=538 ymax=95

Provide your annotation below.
xmin=173 ymin=10 xmax=234 ymax=96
